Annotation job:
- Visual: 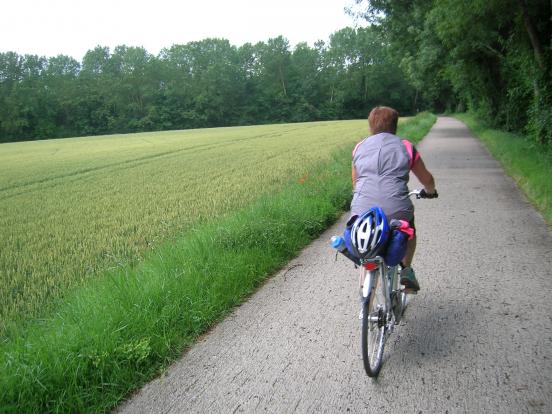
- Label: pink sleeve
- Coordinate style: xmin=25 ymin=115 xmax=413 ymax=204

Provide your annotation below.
xmin=402 ymin=139 xmax=421 ymax=169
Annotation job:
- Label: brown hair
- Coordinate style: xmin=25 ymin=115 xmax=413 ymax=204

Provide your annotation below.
xmin=368 ymin=106 xmax=399 ymax=135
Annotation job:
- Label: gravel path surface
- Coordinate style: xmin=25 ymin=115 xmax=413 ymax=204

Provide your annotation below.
xmin=118 ymin=117 xmax=552 ymax=414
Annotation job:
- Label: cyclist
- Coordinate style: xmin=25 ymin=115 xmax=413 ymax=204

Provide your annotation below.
xmin=351 ymin=106 xmax=437 ymax=291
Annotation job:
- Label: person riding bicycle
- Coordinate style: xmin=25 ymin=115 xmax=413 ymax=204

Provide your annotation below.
xmin=351 ymin=106 xmax=437 ymax=291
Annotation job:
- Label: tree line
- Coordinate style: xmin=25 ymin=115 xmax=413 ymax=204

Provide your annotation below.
xmin=352 ymin=0 xmax=551 ymax=146
xmin=4 ymin=2 xmax=548 ymax=146
xmin=0 ymin=28 xmax=417 ymax=142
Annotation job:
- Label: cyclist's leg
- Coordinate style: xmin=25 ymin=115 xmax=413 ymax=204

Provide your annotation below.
xmin=401 ymin=215 xmax=416 ymax=269
xmin=388 ymin=212 xmax=419 ymax=291
xmin=402 ymin=235 xmax=416 ymax=268
xmin=387 ymin=212 xmax=416 ymax=265
xmin=400 ymin=244 xmax=420 ymax=290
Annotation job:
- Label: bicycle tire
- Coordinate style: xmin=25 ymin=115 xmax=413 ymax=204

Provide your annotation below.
xmin=392 ymin=289 xmax=407 ymax=323
xmin=389 ymin=266 xmax=404 ymax=323
xmin=391 ymin=266 xmax=407 ymax=322
xmin=361 ymin=274 xmax=386 ymax=377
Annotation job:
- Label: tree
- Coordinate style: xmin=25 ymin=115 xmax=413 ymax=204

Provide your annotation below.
xmin=288 ymin=42 xmax=323 ymax=121
xmin=0 ymin=27 xmax=421 ymax=141
xmin=353 ymin=0 xmax=551 ymax=144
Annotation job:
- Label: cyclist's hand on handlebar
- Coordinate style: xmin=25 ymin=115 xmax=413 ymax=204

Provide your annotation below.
xmin=419 ymin=188 xmax=438 ymax=199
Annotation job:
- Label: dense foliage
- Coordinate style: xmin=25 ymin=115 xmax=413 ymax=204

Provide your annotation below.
xmin=0 ymin=28 xmax=417 ymax=142
xmin=352 ymin=0 xmax=551 ymax=145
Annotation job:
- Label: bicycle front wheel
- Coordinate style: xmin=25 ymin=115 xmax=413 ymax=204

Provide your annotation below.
xmin=361 ymin=272 xmax=386 ymax=377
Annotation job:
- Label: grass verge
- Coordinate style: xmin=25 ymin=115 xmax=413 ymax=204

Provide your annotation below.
xmin=456 ymin=113 xmax=552 ymax=225
xmin=0 ymin=113 xmax=436 ymax=413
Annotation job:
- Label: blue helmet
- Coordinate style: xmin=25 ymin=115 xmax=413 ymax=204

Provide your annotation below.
xmin=350 ymin=207 xmax=390 ymax=260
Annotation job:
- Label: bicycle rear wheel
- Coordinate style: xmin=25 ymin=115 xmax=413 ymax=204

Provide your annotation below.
xmin=391 ymin=265 xmax=407 ymax=323
xmin=361 ymin=272 xmax=386 ymax=377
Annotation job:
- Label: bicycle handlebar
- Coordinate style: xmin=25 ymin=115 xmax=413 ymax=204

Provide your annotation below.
xmin=408 ymin=189 xmax=439 ymax=199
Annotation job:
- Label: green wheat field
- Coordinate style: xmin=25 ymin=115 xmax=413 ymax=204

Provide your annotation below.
xmin=0 ymin=120 xmax=369 ymax=335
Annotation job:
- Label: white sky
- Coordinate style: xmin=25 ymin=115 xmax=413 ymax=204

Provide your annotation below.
xmin=1 ymin=0 xmax=367 ymax=61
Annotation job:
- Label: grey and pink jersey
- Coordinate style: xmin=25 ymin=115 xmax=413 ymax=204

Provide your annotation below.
xmin=351 ymin=133 xmax=421 ymax=220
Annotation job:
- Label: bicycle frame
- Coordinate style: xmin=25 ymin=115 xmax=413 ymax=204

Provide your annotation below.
xmin=337 ymin=188 xmax=435 ymax=377
xmin=360 ymin=258 xmax=403 ymax=328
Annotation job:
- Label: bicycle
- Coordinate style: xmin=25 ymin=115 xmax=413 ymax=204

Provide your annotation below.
xmin=331 ymin=189 xmax=437 ymax=377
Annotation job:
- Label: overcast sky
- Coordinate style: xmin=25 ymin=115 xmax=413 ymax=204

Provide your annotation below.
xmin=1 ymin=0 xmax=367 ymax=61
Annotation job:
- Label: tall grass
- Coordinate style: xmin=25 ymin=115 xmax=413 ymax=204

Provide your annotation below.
xmin=0 ymin=113 xmax=436 ymax=413
xmin=456 ymin=113 xmax=552 ymax=224
xmin=397 ymin=112 xmax=437 ymax=141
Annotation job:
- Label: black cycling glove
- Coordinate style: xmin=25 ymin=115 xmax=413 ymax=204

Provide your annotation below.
xmin=419 ymin=189 xmax=438 ymax=199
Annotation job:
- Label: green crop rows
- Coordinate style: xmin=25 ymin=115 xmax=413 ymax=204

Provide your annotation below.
xmin=0 ymin=120 xmax=369 ymax=336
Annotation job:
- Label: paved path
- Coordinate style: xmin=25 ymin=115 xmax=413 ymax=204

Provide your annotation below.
xmin=118 ymin=118 xmax=552 ymax=414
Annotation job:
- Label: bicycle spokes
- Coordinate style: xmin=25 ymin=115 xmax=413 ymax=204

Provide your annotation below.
xmin=359 ymin=260 xmax=409 ymax=377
